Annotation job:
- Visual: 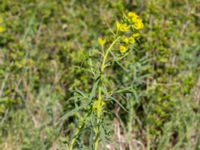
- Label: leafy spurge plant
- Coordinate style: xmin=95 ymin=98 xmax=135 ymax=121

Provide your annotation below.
xmin=69 ymin=11 xmax=144 ymax=150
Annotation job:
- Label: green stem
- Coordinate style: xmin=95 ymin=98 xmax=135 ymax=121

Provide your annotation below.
xmin=101 ymin=37 xmax=120 ymax=72
xmin=69 ymin=122 xmax=85 ymax=150
xmin=95 ymin=36 xmax=120 ymax=150
xmin=94 ymin=128 xmax=99 ymax=150
xmin=94 ymin=86 xmax=102 ymax=150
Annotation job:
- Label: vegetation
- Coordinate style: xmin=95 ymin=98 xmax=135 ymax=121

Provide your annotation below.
xmin=0 ymin=0 xmax=199 ymax=150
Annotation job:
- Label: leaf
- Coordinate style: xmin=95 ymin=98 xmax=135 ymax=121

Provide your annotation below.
xmin=88 ymin=77 xmax=100 ymax=102
xmin=109 ymin=97 xmax=128 ymax=112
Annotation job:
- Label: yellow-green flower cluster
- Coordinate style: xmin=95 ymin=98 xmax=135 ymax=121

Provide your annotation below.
xmin=0 ymin=17 xmax=5 ymax=33
xmin=116 ymin=12 xmax=144 ymax=53
xmin=127 ymin=12 xmax=144 ymax=30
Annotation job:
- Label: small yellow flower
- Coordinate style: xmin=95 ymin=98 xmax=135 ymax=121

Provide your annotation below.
xmin=0 ymin=26 xmax=5 ymax=33
xmin=132 ymin=33 xmax=140 ymax=38
xmin=119 ymin=45 xmax=127 ymax=53
xmin=98 ymin=37 xmax=106 ymax=47
xmin=128 ymin=37 xmax=136 ymax=44
xmin=127 ymin=12 xmax=139 ymax=20
xmin=116 ymin=21 xmax=129 ymax=32
xmin=122 ymin=36 xmax=129 ymax=44
xmin=127 ymin=12 xmax=141 ymax=24
xmin=133 ymin=19 xmax=144 ymax=30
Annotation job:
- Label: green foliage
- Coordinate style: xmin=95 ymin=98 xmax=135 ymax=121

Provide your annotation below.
xmin=0 ymin=0 xmax=199 ymax=149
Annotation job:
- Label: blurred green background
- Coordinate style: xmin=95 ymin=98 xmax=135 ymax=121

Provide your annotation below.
xmin=0 ymin=0 xmax=199 ymax=149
